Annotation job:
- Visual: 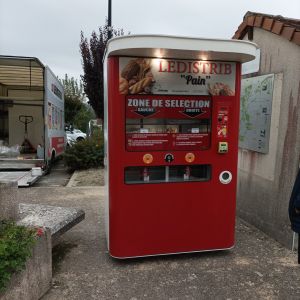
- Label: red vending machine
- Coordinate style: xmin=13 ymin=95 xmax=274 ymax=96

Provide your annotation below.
xmin=103 ymin=35 xmax=257 ymax=258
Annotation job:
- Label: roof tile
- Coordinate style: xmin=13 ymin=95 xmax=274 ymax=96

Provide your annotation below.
xmin=281 ymin=26 xmax=296 ymax=40
xmin=272 ymin=21 xmax=284 ymax=35
xmin=254 ymin=16 xmax=263 ymax=27
xmin=246 ymin=15 xmax=255 ymax=26
xmin=262 ymin=18 xmax=274 ymax=31
xmin=233 ymin=12 xmax=300 ymax=46
xmin=291 ymin=31 xmax=300 ymax=46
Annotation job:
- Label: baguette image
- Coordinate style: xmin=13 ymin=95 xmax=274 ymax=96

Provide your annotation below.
xmin=120 ymin=58 xmax=154 ymax=94
xmin=119 ymin=77 xmax=129 ymax=94
xmin=208 ymin=82 xmax=234 ymax=96
xmin=129 ymin=77 xmax=153 ymax=94
xmin=121 ymin=60 xmax=140 ymax=81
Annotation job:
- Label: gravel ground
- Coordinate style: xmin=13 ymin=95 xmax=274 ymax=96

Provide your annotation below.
xmin=67 ymin=168 xmax=104 ymax=187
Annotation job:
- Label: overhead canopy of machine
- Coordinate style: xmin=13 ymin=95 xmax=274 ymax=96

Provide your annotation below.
xmin=105 ymin=34 xmax=258 ymax=63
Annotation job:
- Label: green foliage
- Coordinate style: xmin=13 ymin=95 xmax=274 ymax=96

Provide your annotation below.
xmin=63 ymin=135 xmax=104 ymax=171
xmin=0 ymin=221 xmax=36 ymax=291
xmin=61 ymin=74 xmax=85 ymax=102
xmin=73 ymin=104 xmax=95 ymax=133
xmin=60 ymin=74 xmax=95 ymax=130
xmin=80 ymin=18 xmax=125 ymax=119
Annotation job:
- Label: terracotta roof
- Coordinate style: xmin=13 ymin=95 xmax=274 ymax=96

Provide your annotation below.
xmin=232 ymin=11 xmax=300 ymax=46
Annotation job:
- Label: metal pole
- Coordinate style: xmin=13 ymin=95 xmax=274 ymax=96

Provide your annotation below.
xmin=108 ymin=0 xmax=112 ymax=40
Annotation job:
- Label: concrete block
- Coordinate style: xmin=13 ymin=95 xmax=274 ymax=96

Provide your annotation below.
xmin=18 ymin=203 xmax=85 ymax=245
xmin=0 ymin=181 xmax=19 ymax=221
xmin=0 ymin=228 xmax=52 ymax=300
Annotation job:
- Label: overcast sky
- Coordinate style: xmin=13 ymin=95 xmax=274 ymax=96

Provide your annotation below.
xmin=0 ymin=0 xmax=299 ymax=81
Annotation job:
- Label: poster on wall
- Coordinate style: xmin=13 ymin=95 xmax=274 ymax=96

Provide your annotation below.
xmin=119 ymin=57 xmax=236 ymax=96
xmin=239 ymin=74 xmax=274 ymax=153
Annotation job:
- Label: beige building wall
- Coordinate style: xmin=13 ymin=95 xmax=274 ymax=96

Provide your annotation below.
xmin=238 ymin=28 xmax=300 ymax=248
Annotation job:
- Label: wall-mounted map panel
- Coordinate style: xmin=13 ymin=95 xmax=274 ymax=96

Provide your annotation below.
xmin=239 ymin=74 xmax=274 ymax=153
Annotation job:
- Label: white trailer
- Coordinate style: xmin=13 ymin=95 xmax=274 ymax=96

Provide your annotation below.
xmin=0 ymin=56 xmax=65 ymax=186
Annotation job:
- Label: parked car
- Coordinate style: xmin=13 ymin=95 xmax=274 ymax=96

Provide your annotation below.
xmin=66 ymin=128 xmax=87 ymax=147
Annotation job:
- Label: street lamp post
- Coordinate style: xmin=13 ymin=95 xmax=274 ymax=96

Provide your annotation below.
xmin=108 ymin=0 xmax=112 ymax=40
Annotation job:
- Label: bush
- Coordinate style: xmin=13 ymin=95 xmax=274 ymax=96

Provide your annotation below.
xmin=63 ymin=135 xmax=104 ymax=171
xmin=0 ymin=221 xmax=36 ymax=291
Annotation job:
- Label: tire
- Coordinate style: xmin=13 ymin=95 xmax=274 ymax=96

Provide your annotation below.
xmin=46 ymin=151 xmax=56 ymax=174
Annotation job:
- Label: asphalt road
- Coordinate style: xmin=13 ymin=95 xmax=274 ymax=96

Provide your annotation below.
xmin=17 ymin=186 xmax=300 ymax=300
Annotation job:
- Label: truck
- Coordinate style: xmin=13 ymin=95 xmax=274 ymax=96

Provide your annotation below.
xmin=0 ymin=55 xmax=65 ymax=186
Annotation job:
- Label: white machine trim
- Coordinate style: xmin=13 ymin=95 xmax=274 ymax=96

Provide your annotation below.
xmin=105 ymin=34 xmax=258 ymax=63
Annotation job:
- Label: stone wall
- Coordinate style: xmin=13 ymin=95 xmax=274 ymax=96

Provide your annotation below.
xmin=0 ymin=228 xmax=52 ymax=300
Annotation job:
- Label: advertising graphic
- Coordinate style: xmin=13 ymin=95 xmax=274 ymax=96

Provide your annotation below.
xmin=217 ymin=106 xmax=229 ymax=138
xmin=120 ymin=57 xmax=236 ymax=96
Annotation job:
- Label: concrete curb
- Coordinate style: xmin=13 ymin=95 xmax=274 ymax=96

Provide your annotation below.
xmin=66 ymin=170 xmax=79 ymax=187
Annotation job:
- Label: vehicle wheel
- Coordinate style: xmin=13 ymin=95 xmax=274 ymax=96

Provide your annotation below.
xmin=77 ymin=137 xmax=84 ymax=141
xmin=44 ymin=151 xmax=56 ymax=174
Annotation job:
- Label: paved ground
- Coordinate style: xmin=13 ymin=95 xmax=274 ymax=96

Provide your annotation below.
xmin=34 ymin=159 xmax=72 ymax=187
xmin=17 ymin=186 xmax=300 ymax=300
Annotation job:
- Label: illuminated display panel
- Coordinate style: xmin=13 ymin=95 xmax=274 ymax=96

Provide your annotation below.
xmin=125 ymin=95 xmax=211 ymax=151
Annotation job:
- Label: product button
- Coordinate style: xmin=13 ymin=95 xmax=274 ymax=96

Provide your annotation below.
xmin=143 ymin=154 xmax=153 ymax=164
xmin=185 ymin=152 xmax=195 ymax=163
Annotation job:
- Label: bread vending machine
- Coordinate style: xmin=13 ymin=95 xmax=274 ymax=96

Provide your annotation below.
xmin=103 ymin=35 xmax=257 ymax=258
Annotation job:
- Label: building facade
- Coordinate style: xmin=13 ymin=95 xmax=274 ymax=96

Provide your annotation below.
xmin=233 ymin=12 xmax=300 ymax=247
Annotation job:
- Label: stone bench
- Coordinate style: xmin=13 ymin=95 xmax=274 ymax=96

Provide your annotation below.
xmin=0 ymin=181 xmax=85 ymax=299
xmin=18 ymin=203 xmax=85 ymax=245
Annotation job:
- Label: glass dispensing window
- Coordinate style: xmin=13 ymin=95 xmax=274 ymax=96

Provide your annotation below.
xmin=126 ymin=118 xmax=210 ymax=134
xmin=125 ymin=165 xmax=211 ymax=184
xmin=126 ymin=96 xmax=212 ymax=151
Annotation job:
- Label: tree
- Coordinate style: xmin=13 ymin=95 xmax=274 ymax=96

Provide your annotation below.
xmin=60 ymin=74 xmax=95 ymax=132
xmin=80 ymin=19 xmax=125 ymax=120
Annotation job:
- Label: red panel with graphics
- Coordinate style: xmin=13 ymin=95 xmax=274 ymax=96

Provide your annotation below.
xmin=51 ymin=137 xmax=65 ymax=155
xmin=126 ymin=95 xmax=211 ymax=151
xmin=106 ymin=55 xmax=241 ymax=258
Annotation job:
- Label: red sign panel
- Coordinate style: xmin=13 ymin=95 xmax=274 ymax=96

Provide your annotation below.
xmin=126 ymin=133 xmax=209 ymax=151
xmin=126 ymin=95 xmax=211 ymax=151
